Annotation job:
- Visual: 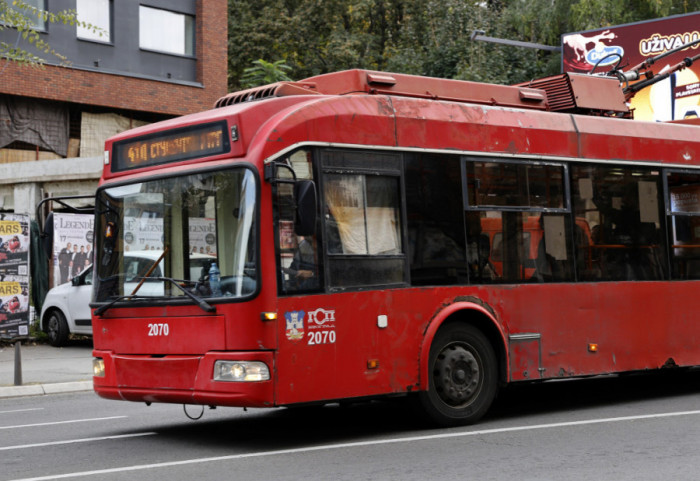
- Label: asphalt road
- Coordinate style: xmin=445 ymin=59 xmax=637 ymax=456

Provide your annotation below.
xmin=2 ymin=369 xmax=700 ymax=481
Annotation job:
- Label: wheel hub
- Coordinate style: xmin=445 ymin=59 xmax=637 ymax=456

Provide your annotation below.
xmin=48 ymin=318 xmax=58 ymax=335
xmin=435 ymin=344 xmax=481 ymax=407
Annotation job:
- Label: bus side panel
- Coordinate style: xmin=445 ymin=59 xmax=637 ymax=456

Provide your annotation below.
xmin=275 ymin=281 xmax=700 ymax=406
xmin=486 ymin=281 xmax=700 ymax=378
xmin=574 ymin=115 xmax=696 ymax=166
xmin=275 ymin=289 xmax=432 ymax=405
xmin=392 ymin=98 xmax=580 ymax=158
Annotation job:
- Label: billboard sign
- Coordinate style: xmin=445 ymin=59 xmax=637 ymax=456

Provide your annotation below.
xmin=562 ymin=12 xmax=700 ymax=121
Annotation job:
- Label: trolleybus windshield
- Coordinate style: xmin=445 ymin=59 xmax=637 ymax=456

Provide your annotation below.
xmin=93 ymin=167 xmax=257 ymax=303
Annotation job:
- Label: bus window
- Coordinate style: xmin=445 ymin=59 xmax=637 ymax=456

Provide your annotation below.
xmin=94 ymin=168 xmax=257 ymax=301
xmin=465 ymin=160 xmax=566 ymax=210
xmin=571 ymin=165 xmax=667 ymax=281
xmin=323 ymin=174 xmax=405 ymax=288
xmin=405 ymin=153 xmax=467 ymax=286
xmin=667 ymin=171 xmax=700 ymax=279
xmin=464 ymin=159 xmax=573 ymax=283
xmin=321 ymin=150 xmax=406 ymax=290
xmin=275 ymin=149 xmax=322 ymax=295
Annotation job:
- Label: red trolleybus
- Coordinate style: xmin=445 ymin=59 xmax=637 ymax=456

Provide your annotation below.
xmin=91 ymin=64 xmax=700 ymax=426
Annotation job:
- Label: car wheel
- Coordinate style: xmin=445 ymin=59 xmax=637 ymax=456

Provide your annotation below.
xmin=46 ymin=310 xmax=70 ymax=347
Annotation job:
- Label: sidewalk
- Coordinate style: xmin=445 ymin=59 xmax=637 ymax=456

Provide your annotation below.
xmin=0 ymin=340 xmax=94 ymax=398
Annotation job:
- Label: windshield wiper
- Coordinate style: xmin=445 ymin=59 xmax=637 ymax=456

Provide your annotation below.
xmin=141 ymin=276 xmax=216 ymax=313
xmin=94 ymin=294 xmax=156 ymax=316
xmin=94 ymin=277 xmax=215 ymax=316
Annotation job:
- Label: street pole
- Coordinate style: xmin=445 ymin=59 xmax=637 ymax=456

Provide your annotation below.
xmin=14 ymin=340 xmax=22 ymax=386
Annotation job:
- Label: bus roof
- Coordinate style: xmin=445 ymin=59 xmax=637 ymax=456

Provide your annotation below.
xmin=102 ymin=68 xmax=698 ymax=182
xmin=215 ymin=69 xmax=630 ymax=118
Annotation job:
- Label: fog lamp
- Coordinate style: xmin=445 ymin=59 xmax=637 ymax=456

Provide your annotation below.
xmin=93 ymin=358 xmax=105 ymax=377
xmin=214 ymin=360 xmax=270 ymax=382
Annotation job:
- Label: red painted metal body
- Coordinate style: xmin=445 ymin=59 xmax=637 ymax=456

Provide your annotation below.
xmin=94 ymin=69 xmax=700 ymax=408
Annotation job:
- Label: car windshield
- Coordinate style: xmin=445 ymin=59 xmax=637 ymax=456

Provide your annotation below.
xmin=93 ymin=167 xmax=257 ymax=302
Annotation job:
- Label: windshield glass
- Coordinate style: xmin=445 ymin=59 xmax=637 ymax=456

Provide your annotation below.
xmin=93 ymin=168 xmax=257 ymax=302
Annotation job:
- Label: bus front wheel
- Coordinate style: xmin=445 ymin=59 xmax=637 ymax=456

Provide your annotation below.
xmin=419 ymin=324 xmax=497 ymax=426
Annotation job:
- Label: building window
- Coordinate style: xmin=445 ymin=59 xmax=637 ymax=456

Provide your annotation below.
xmin=139 ymin=6 xmax=195 ymax=56
xmin=76 ymin=0 xmax=111 ymax=43
xmin=2 ymin=0 xmax=46 ymax=30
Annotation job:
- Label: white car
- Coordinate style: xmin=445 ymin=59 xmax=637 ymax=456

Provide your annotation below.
xmin=40 ymin=251 xmax=216 ymax=346
xmin=40 ymin=265 xmax=93 ymax=347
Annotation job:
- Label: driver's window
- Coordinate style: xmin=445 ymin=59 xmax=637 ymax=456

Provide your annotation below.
xmin=275 ymin=149 xmax=322 ymax=295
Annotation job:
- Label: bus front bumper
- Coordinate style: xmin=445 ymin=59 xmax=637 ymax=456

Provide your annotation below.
xmin=92 ymin=349 xmax=275 ymax=407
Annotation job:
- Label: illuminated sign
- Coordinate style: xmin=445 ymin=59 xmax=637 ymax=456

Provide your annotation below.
xmin=112 ymin=121 xmax=231 ymax=172
xmin=562 ymin=12 xmax=700 ymax=121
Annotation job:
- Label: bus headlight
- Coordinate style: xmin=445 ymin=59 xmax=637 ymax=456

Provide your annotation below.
xmin=93 ymin=358 xmax=105 ymax=377
xmin=213 ymin=361 xmax=270 ymax=382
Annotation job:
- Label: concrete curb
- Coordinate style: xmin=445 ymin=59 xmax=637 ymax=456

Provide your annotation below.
xmin=0 ymin=381 xmax=93 ymax=399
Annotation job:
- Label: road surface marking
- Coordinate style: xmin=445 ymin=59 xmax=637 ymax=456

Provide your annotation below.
xmin=0 ymin=432 xmax=157 ymax=451
xmin=0 ymin=408 xmax=44 ymax=415
xmin=0 ymin=416 xmax=126 ymax=430
xmin=11 ymin=410 xmax=700 ymax=481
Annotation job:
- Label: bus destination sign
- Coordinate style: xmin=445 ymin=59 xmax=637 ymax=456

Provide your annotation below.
xmin=112 ymin=120 xmax=231 ymax=172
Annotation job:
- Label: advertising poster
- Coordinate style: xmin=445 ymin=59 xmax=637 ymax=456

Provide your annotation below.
xmin=122 ymin=217 xmax=216 ymax=255
xmin=0 ymin=213 xmax=30 ymax=339
xmin=123 ymin=216 xmax=164 ymax=252
xmin=189 ymin=218 xmax=217 ymax=256
xmin=53 ymin=213 xmax=94 ymax=287
xmin=0 ymin=213 xmax=30 ymax=277
xmin=0 ymin=278 xmax=30 ymax=339
xmin=562 ymin=12 xmax=700 ymax=121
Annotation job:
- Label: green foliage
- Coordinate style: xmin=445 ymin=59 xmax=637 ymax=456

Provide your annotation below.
xmin=0 ymin=0 xmax=102 ymax=66
xmin=228 ymin=0 xmax=698 ymax=89
xmin=240 ymin=59 xmax=292 ymax=87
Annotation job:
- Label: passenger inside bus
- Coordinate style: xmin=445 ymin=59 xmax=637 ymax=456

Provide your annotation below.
xmin=572 ymin=165 xmax=667 ymax=282
xmin=532 ymin=214 xmax=570 ymax=282
xmin=283 ymin=235 xmax=319 ymax=291
xmin=465 ymin=211 xmax=494 ymax=282
xmin=594 ymin=182 xmax=662 ymax=280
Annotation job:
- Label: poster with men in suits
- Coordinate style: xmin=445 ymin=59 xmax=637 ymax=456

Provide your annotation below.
xmin=53 ymin=213 xmax=94 ymax=287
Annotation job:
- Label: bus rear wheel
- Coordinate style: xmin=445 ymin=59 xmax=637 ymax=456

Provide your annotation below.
xmin=419 ymin=324 xmax=497 ymax=426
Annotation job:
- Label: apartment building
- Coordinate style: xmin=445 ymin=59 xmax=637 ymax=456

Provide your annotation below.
xmin=0 ymin=0 xmax=228 ymax=218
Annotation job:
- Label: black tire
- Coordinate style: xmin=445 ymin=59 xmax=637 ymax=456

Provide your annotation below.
xmin=418 ymin=324 xmax=498 ymax=426
xmin=46 ymin=310 xmax=70 ymax=347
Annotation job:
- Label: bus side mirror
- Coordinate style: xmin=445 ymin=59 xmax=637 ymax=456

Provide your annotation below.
xmin=294 ymin=180 xmax=317 ymax=236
